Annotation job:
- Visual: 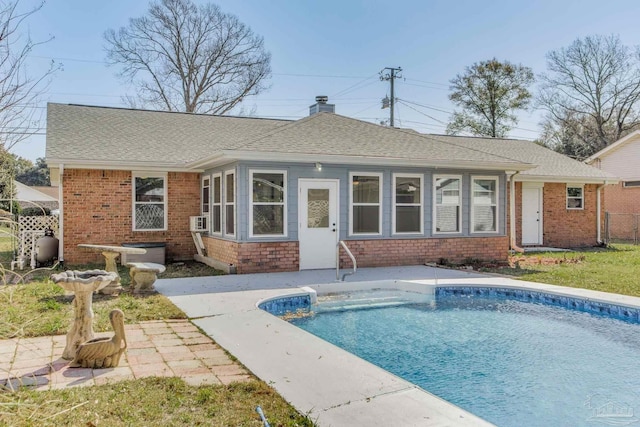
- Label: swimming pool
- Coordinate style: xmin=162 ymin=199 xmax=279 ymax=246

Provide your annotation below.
xmin=263 ymin=285 xmax=640 ymax=426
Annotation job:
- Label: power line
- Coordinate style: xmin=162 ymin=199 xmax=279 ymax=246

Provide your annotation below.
xmin=396 ymin=99 xmax=447 ymax=125
xmin=332 ymin=74 xmax=379 ymax=98
xmin=400 ymin=98 xmax=541 ymax=134
xmin=404 ymin=78 xmax=449 ymax=87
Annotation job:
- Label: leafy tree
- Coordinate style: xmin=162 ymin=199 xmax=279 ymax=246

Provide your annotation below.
xmin=538 ymin=34 xmax=640 ymax=159
xmin=0 ymin=148 xmax=17 ymax=210
xmin=447 ymin=58 xmax=534 ymax=137
xmin=104 ymin=0 xmax=271 ymax=114
xmin=0 ymin=1 xmax=59 ymax=151
xmin=15 ymin=157 xmax=49 ymax=186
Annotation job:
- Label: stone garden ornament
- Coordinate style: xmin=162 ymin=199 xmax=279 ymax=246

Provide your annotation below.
xmin=70 ymin=309 xmax=127 ymax=369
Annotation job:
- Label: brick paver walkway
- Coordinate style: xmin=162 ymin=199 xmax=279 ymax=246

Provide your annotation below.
xmin=0 ymin=319 xmax=251 ymax=391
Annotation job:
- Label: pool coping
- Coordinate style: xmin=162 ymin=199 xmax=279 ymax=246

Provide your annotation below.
xmin=156 ymin=271 xmax=640 ymax=426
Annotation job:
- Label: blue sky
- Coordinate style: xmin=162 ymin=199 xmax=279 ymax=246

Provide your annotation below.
xmin=11 ymin=0 xmax=640 ymax=161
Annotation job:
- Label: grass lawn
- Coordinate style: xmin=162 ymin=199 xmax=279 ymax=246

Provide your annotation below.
xmin=1 ymin=378 xmax=312 ymax=426
xmin=0 ymin=262 xmax=313 ymax=426
xmin=482 ymin=243 xmax=640 ymax=297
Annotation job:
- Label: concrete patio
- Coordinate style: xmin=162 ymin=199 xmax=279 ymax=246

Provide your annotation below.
xmin=154 ymin=265 xmax=494 ymax=426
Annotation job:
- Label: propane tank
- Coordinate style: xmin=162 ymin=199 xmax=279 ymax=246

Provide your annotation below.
xmin=35 ymin=228 xmax=59 ymax=266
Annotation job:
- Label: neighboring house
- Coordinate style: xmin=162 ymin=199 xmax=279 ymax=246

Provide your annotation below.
xmin=586 ymin=130 xmax=640 ymax=214
xmin=45 ymin=101 xmax=615 ymax=273
xmin=14 ymin=181 xmax=59 ymax=212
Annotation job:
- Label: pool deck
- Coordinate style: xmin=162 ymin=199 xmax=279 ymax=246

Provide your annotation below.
xmin=155 ymin=266 xmax=640 ymax=426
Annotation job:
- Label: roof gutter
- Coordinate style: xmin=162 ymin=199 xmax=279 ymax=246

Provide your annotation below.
xmin=597 ymin=184 xmax=605 ymax=245
xmin=190 ymin=150 xmax=536 ymax=172
xmin=58 ymin=163 xmax=64 ymax=265
xmin=514 ymin=175 xmax=619 ymax=185
xmin=45 ymin=158 xmax=203 ymax=173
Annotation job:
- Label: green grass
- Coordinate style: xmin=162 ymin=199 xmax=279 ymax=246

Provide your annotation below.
xmin=0 ymin=377 xmax=314 ymax=426
xmin=0 ymin=262 xmax=314 ymax=426
xmin=0 ymin=266 xmax=186 ymax=339
xmin=482 ymin=243 xmax=640 ymax=297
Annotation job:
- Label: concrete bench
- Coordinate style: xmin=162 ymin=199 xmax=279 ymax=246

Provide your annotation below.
xmin=126 ymin=262 xmax=166 ymax=293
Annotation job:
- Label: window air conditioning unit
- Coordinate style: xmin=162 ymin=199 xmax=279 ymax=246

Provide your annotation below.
xmin=190 ymin=216 xmax=209 ymax=232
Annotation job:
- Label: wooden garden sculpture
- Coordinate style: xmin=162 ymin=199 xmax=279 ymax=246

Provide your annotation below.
xmin=69 ymin=309 xmax=127 ymax=369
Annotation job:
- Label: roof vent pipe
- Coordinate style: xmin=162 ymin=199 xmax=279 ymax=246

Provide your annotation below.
xmin=309 ymin=96 xmax=335 ymax=116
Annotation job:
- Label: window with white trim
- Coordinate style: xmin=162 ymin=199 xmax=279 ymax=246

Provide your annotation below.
xmin=471 ymin=176 xmax=498 ymax=233
xmin=250 ymin=170 xmax=287 ymax=237
xmin=132 ymin=172 xmax=167 ymax=231
xmin=224 ymin=171 xmax=235 ymax=236
xmin=212 ymin=173 xmax=222 ymax=234
xmin=350 ymin=172 xmax=382 ymax=235
xmin=567 ymin=185 xmax=583 ymax=209
xmin=623 ymin=181 xmax=640 ymax=188
xmin=201 ymin=176 xmax=210 ymax=215
xmin=393 ymin=174 xmax=422 ymax=234
xmin=433 ymin=175 xmax=461 ymax=233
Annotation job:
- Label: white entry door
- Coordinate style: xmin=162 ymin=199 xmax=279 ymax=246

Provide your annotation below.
xmin=522 ymin=184 xmax=543 ymax=245
xmin=299 ymin=179 xmax=339 ymax=270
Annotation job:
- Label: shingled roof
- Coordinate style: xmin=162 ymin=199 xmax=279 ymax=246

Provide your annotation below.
xmin=428 ymin=134 xmax=616 ymax=183
xmin=45 ymin=103 xmax=615 ymax=182
xmin=45 ymin=103 xmax=290 ymax=165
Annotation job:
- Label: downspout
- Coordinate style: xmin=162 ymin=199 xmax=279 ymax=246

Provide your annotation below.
xmin=508 ymin=171 xmax=524 ymax=253
xmin=58 ymin=164 xmax=64 ymax=265
xmin=596 ymin=183 xmax=605 ymax=245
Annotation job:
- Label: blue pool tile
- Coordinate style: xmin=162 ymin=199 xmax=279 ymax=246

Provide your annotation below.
xmin=435 ymin=287 xmax=640 ymax=325
xmin=259 ymin=294 xmax=311 ymax=316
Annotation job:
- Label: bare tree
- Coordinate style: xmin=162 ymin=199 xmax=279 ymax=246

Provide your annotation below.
xmin=538 ymin=35 xmax=640 ymax=158
xmin=0 ymin=0 xmax=58 ymax=151
xmin=447 ymin=58 xmax=534 ymax=138
xmin=104 ymin=0 xmax=271 ymax=114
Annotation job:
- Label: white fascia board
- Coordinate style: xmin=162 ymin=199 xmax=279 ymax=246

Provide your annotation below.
xmin=45 ymin=158 xmax=204 ymax=173
xmin=186 ymin=152 xmax=234 ymax=169
xmin=515 ymin=175 xmax=619 ymax=185
xmin=206 ymin=150 xmax=536 ymax=172
xmin=584 ymin=129 xmax=640 ymax=163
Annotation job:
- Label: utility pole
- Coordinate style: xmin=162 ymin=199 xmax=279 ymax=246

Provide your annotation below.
xmin=380 ymin=66 xmax=402 ymax=127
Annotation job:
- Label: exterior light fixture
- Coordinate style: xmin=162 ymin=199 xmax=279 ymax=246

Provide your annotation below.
xmin=315 ymin=162 xmax=322 ymax=171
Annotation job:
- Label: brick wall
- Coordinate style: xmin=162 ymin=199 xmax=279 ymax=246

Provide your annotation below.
xmin=513 ymin=182 xmax=599 ymax=248
xmin=202 ymin=235 xmax=507 ymax=273
xmin=542 ymin=183 xmax=598 ymax=248
xmin=603 ymin=183 xmax=640 ymax=241
xmin=63 ymin=169 xmax=200 ymax=264
xmin=201 ymin=236 xmax=238 ymax=266
xmin=201 ymin=236 xmax=299 ymax=274
xmin=338 ymin=237 xmax=508 ymax=268
xmin=604 ymin=183 xmax=640 ymax=214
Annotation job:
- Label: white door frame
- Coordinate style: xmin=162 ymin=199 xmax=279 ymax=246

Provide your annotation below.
xmin=521 ymin=182 xmax=543 ymax=245
xmin=298 ymin=178 xmax=339 ymax=270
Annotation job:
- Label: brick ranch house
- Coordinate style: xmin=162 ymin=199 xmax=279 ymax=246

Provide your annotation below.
xmin=45 ymin=101 xmax=616 ymax=273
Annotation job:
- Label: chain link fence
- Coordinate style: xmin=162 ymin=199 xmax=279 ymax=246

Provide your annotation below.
xmin=604 ymin=212 xmax=640 ymax=244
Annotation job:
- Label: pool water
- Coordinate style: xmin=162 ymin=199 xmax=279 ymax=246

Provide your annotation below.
xmin=290 ymin=292 xmax=640 ymax=427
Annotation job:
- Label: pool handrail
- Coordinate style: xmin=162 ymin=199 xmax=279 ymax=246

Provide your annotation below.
xmin=336 ymin=240 xmax=357 ymax=281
